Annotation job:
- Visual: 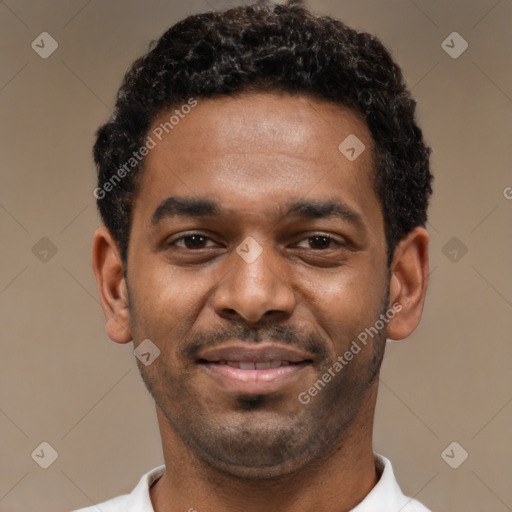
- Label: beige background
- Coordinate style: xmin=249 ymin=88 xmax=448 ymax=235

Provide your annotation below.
xmin=1 ymin=0 xmax=511 ymax=511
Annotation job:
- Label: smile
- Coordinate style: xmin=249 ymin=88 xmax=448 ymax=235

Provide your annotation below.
xmin=208 ymin=360 xmax=298 ymax=369
xmin=196 ymin=342 xmax=315 ymax=394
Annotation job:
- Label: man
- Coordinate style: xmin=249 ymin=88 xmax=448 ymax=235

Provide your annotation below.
xmin=78 ymin=1 xmax=433 ymax=510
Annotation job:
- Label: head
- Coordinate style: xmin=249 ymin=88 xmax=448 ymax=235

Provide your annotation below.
xmin=92 ymin=1 xmax=432 ymax=479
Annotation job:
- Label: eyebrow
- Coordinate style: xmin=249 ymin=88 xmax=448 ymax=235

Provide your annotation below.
xmin=151 ymin=197 xmax=220 ymax=225
xmin=150 ymin=196 xmax=364 ymax=228
xmin=284 ymin=199 xmax=363 ymax=227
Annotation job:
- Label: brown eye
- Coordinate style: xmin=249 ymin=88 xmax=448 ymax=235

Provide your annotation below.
xmin=295 ymin=234 xmax=342 ymax=250
xmin=181 ymin=235 xmax=208 ymax=249
xmin=308 ymin=235 xmax=332 ymax=249
xmin=169 ymin=233 xmax=218 ymax=249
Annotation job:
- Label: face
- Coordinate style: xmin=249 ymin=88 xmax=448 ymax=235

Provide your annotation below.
xmin=124 ymin=92 xmax=391 ymax=477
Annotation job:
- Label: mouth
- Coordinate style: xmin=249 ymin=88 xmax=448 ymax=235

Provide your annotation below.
xmin=199 ymin=359 xmax=305 ymax=369
xmin=196 ymin=344 xmax=314 ymax=395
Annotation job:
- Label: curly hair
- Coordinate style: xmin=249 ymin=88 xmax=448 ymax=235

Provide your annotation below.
xmin=93 ymin=0 xmax=432 ymax=267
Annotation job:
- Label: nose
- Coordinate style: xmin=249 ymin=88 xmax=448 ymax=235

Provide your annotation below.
xmin=213 ymin=244 xmax=296 ymax=324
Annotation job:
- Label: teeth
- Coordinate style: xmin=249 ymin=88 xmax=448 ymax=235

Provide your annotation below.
xmin=218 ymin=360 xmax=291 ymax=369
xmin=239 ymin=362 xmax=256 ymax=370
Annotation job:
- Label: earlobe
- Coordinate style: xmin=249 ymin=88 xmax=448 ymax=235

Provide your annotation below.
xmin=92 ymin=226 xmax=132 ymax=344
xmin=386 ymin=227 xmax=429 ymax=341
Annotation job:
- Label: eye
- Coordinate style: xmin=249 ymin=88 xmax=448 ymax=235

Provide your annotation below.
xmin=168 ymin=233 xmax=219 ymax=250
xmin=167 ymin=233 xmax=345 ymax=251
xmin=294 ymin=234 xmax=344 ymax=250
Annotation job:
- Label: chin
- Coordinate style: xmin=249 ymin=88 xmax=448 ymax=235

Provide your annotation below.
xmin=181 ymin=418 xmax=334 ymax=482
xmin=198 ymin=449 xmax=312 ymax=481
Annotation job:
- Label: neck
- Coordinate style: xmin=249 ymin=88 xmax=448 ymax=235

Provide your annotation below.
xmin=150 ymin=384 xmax=379 ymax=512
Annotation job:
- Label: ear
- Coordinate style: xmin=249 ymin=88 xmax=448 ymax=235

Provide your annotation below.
xmin=92 ymin=226 xmax=132 ymax=344
xmin=386 ymin=226 xmax=429 ymax=341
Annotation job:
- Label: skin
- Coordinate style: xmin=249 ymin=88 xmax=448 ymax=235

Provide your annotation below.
xmin=92 ymin=92 xmax=429 ymax=512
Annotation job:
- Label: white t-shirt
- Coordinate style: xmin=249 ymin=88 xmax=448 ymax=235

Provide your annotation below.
xmin=71 ymin=453 xmax=431 ymax=512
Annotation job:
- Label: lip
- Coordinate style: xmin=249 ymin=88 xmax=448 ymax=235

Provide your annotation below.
xmin=197 ymin=343 xmax=314 ymax=395
xmin=197 ymin=343 xmax=314 ymax=364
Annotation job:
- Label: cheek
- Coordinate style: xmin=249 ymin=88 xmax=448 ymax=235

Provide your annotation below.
xmin=128 ymin=264 xmax=206 ymax=343
xmin=301 ymin=263 xmax=387 ymax=340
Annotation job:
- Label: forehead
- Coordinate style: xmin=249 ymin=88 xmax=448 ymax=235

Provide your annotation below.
xmin=149 ymin=92 xmax=372 ymax=163
xmin=134 ymin=92 xmax=381 ymax=229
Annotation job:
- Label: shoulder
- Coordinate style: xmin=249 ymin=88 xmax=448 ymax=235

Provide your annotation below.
xmin=351 ymin=454 xmax=432 ymax=512
xmin=68 ymin=465 xmax=165 ymax=512
xmin=71 ymin=493 xmax=132 ymax=512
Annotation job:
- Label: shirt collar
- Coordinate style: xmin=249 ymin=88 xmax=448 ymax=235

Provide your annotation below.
xmin=351 ymin=454 xmax=430 ymax=511
xmin=130 ymin=454 xmax=429 ymax=512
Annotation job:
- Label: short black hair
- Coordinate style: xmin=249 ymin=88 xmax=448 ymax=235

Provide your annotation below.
xmin=93 ymin=0 xmax=432 ymax=267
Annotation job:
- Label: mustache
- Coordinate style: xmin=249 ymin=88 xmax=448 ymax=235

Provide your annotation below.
xmin=183 ymin=322 xmax=329 ymax=362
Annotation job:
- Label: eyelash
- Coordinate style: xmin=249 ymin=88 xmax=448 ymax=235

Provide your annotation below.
xmin=167 ymin=232 xmax=346 ymax=250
